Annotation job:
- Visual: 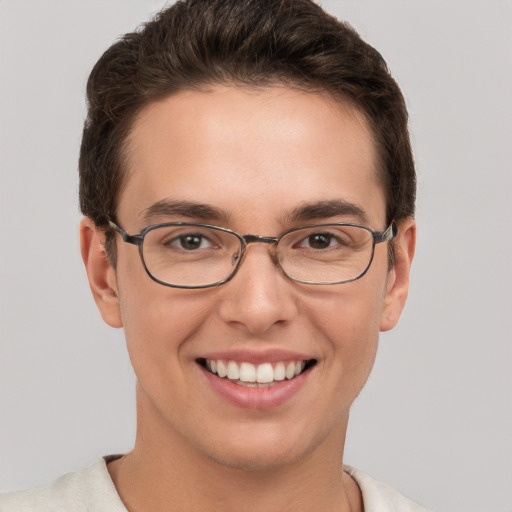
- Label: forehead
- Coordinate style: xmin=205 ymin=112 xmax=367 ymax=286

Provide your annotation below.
xmin=119 ymin=85 xmax=385 ymax=228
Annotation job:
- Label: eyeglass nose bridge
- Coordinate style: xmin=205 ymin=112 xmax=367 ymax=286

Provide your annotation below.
xmin=232 ymin=234 xmax=281 ymax=267
xmin=242 ymin=234 xmax=279 ymax=245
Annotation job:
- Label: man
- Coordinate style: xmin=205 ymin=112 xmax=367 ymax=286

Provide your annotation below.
xmin=0 ymin=0 xmax=425 ymax=510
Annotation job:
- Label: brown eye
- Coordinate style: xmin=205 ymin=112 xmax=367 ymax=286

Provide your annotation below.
xmin=161 ymin=232 xmax=215 ymax=251
xmin=306 ymin=233 xmax=333 ymax=250
xmin=178 ymin=234 xmax=204 ymax=250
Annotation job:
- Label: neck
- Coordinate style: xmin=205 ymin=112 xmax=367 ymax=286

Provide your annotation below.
xmin=108 ymin=384 xmax=362 ymax=512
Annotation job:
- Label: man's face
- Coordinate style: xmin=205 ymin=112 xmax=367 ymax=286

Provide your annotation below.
xmin=88 ymin=86 xmax=413 ymax=470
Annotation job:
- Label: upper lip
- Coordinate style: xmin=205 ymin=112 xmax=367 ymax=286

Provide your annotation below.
xmin=197 ymin=348 xmax=316 ymax=365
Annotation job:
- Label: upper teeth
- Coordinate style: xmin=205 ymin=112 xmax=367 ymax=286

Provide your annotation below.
xmin=206 ymin=359 xmax=307 ymax=384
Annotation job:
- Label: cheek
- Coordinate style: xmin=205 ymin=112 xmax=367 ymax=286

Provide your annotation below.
xmin=115 ymin=259 xmax=214 ymax=378
xmin=309 ymin=275 xmax=387 ymax=378
xmin=312 ymin=275 xmax=386 ymax=339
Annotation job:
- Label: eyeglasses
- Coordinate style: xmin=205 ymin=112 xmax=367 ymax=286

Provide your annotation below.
xmin=108 ymin=220 xmax=397 ymax=289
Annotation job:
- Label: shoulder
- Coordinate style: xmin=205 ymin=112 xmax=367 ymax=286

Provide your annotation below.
xmin=0 ymin=457 xmax=126 ymax=512
xmin=345 ymin=465 xmax=432 ymax=512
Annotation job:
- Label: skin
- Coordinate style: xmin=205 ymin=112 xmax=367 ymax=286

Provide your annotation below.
xmin=80 ymin=85 xmax=415 ymax=512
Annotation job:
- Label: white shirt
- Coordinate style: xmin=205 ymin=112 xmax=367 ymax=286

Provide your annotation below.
xmin=0 ymin=456 xmax=430 ymax=511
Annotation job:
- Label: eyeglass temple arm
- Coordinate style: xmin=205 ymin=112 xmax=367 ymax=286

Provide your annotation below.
xmin=374 ymin=221 xmax=397 ymax=244
xmin=108 ymin=221 xmax=143 ymax=246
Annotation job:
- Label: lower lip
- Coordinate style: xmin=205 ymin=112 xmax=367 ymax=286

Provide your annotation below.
xmin=200 ymin=365 xmax=312 ymax=409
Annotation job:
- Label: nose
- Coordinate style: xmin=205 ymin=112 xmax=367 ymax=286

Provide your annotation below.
xmin=217 ymin=244 xmax=298 ymax=334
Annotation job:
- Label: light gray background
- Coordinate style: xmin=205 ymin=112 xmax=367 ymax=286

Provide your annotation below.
xmin=1 ymin=1 xmax=511 ymax=511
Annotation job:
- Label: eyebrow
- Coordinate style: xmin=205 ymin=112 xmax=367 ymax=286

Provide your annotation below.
xmin=287 ymin=199 xmax=369 ymax=224
xmin=141 ymin=199 xmax=229 ymax=223
xmin=140 ymin=198 xmax=369 ymax=226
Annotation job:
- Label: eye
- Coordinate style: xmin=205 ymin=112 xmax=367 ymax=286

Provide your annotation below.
xmin=170 ymin=233 xmax=214 ymax=251
xmin=299 ymin=232 xmax=342 ymax=250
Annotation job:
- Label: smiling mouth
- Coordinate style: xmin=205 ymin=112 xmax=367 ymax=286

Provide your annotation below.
xmin=197 ymin=358 xmax=317 ymax=387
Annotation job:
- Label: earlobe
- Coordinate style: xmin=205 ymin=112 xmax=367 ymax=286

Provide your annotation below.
xmin=80 ymin=217 xmax=123 ymax=328
xmin=379 ymin=217 xmax=416 ymax=332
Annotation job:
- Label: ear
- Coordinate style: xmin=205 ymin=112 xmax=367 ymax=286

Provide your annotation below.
xmin=80 ymin=217 xmax=123 ymax=328
xmin=379 ymin=217 xmax=416 ymax=332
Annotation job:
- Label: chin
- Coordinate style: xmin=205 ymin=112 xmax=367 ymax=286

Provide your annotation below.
xmin=194 ymin=421 xmax=331 ymax=473
xmin=204 ymin=442 xmax=308 ymax=472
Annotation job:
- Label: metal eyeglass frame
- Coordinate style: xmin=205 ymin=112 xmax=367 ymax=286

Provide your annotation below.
xmin=108 ymin=220 xmax=397 ymax=289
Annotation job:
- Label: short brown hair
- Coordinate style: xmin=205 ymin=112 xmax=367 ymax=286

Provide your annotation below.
xmin=79 ymin=0 xmax=415 ymax=250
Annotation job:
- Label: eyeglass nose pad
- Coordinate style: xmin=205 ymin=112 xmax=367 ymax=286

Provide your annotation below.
xmin=270 ymin=246 xmax=281 ymax=266
xmin=231 ymin=251 xmax=242 ymax=266
xmin=230 ymin=243 xmax=279 ymax=269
